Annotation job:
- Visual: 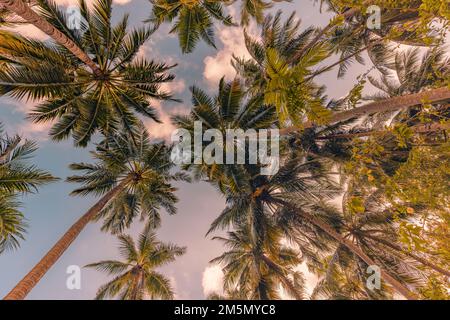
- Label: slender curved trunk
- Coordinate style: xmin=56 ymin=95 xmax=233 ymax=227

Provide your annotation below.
xmin=3 ymin=177 xmax=131 ymax=300
xmin=280 ymin=87 xmax=450 ymax=135
xmin=272 ymin=197 xmax=418 ymax=300
xmin=129 ymin=269 xmax=144 ymax=300
xmin=316 ymin=122 xmax=450 ymax=140
xmin=362 ymin=233 xmax=450 ymax=277
xmin=0 ymin=0 xmax=101 ymax=75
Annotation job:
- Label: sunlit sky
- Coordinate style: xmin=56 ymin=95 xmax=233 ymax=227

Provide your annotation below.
xmin=0 ymin=0 xmax=386 ymax=299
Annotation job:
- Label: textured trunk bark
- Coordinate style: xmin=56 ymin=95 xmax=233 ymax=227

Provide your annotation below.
xmin=362 ymin=233 xmax=450 ymax=277
xmin=3 ymin=177 xmax=131 ymax=300
xmin=316 ymin=122 xmax=450 ymax=140
xmin=128 ymin=269 xmax=144 ymax=300
xmin=272 ymin=197 xmax=418 ymax=300
xmin=280 ymin=87 xmax=450 ymax=135
xmin=0 ymin=0 xmax=101 ymax=75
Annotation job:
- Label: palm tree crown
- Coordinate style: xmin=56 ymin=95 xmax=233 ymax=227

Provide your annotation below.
xmin=86 ymin=223 xmax=186 ymax=299
xmin=148 ymin=0 xmax=235 ymax=53
xmin=0 ymin=123 xmax=56 ymax=252
xmin=0 ymin=0 xmax=178 ymax=146
xmin=68 ymin=125 xmax=189 ymax=234
xmin=211 ymin=223 xmax=305 ymax=299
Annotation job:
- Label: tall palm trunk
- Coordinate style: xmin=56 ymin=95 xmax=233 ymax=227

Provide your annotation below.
xmin=316 ymin=122 xmax=450 ymax=140
xmin=272 ymin=197 xmax=418 ymax=300
xmin=129 ymin=268 xmax=144 ymax=300
xmin=3 ymin=177 xmax=131 ymax=300
xmin=280 ymin=87 xmax=450 ymax=135
xmin=0 ymin=0 xmax=101 ymax=75
xmin=361 ymin=233 xmax=450 ymax=277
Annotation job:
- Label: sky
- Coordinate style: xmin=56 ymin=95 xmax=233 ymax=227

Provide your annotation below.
xmin=0 ymin=0 xmax=384 ymax=299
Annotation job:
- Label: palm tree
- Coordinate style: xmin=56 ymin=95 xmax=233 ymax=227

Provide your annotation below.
xmin=280 ymin=86 xmax=450 ymax=135
xmin=0 ymin=123 xmax=56 ymax=253
xmin=172 ymin=79 xmax=334 ymax=299
xmin=147 ymin=0 xmax=235 ymax=53
xmin=86 ymin=223 xmax=185 ymax=300
xmin=0 ymin=194 xmax=26 ymax=254
xmin=0 ymin=0 xmax=178 ymax=147
xmin=211 ymin=223 xmax=305 ymax=300
xmin=171 ymin=76 xmax=420 ymax=298
xmin=147 ymin=0 xmax=289 ymax=53
xmin=295 ymin=0 xmax=446 ymax=76
xmin=4 ymin=125 xmax=188 ymax=300
xmin=363 ymin=47 xmax=450 ymax=125
xmin=312 ymin=183 xmax=450 ymax=300
xmin=233 ymin=11 xmax=330 ymax=125
xmin=230 ymin=0 xmax=291 ymax=26
xmin=231 ymin=11 xmax=450 ymax=134
xmin=171 ymin=78 xmax=277 ymax=176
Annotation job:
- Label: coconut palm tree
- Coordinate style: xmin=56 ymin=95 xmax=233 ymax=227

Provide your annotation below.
xmin=0 ymin=0 xmax=178 ymax=147
xmin=86 ymin=223 xmax=185 ymax=300
xmin=171 ymin=79 xmax=334 ymax=299
xmin=312 ymin=182 xmax=450 ymax=300
xmin=0 ymin=194 xmax=26 ymax=253
xmin=4 ymin=125 xmax=188 ymax=300
xmin=279 ymin=86 xmax=450 ymax=136
xmin=147 ymin=0 xmax=235 ymax=53
xmin=0 ymin=123 xmax=56 ymax=253
xmin=232 ymin=11 xmax=450 ymax=134
xmin=211 ymin=223 xmax=305 ymax=300
xmin=295 ymin=0 xmax=447 ymax=77
xmin=147 ymin=0 xmax=289 ymax=53
xmin=232 ymin=11 xmax=330 ymax=126
xmin=174 ymin=76 xmax=420 ymax=298
xmin=171 ymin=78 xmax=277 ymax=177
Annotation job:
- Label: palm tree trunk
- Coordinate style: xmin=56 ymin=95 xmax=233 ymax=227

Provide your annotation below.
xmin=3 ymin=177 xmax=131 ymax=300
xmin=316 ymin=122 xmax=450 ymax=140
xmin=128 ymin=269 xmax=144 ymax=300
xmin=280 ymin=87 xmax=450 ymax=135
xmin=361 ymin=233 xmax=450 ymax=277
xmin=271 ymin=197 xmax=418 ymax=300
xmin=0 ymin=0 xmax=101 ymax=76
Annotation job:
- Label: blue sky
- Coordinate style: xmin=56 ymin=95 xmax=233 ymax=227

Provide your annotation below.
xmin=0 ymin=0 xmax=378 ymax=299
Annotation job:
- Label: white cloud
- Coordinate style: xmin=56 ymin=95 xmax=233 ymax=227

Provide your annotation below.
xmin=203 ymin=26 xmax=250 ymax=86
xmin=144 ymin=79 xmax=187 ymax=141
xmin=144 ymin=100 xmax=187 ymax=141
xmin=201 ymin=265 xmax=224 ymax=297
xmin=168 ymin=275 xmax=190 ymax=300
xmin=202 ymin=5 xmax=258 ymax=86
xmin=160 ymin=79 xmax=186 ymax=95
xmin=4 ymin=24 xmax=47 ymax=40
xmin=110 ymin=0 xmax=132 ymax=4
xmin=17 ymin=121 xmax=52 ymax=141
